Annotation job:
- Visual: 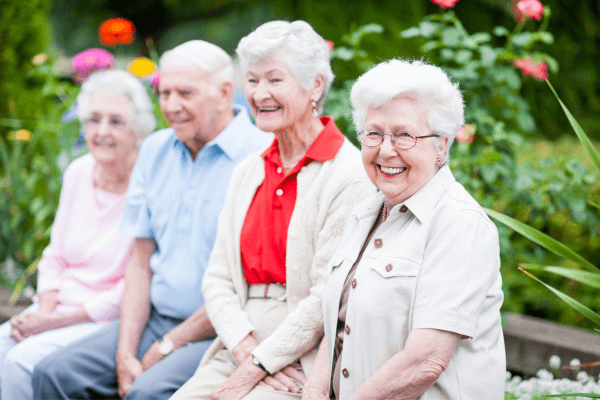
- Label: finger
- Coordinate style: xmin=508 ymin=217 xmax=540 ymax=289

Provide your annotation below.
xmin=282 ymin=365 xmax=308 ymax=384
xmin=272 ymin=371 xmax=301 ymax=393
xmin=10 ymin=329 xmax=25 ymax=343
xmin=262 ymin=375 xmax=290 ymax=392
xmin=257 ymin=381 xmax=276 ymax=390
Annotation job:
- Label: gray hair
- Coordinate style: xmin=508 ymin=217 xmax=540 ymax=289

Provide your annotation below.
xmin=159 ymin=40 xmax=234 ymax=89
xmin=350 ymin=59 xmax=464 ymax=163
xmin=236 ymin=20 xmax=334 ymax=114
xmin=77 ymin=70 xmax=157 ymax=139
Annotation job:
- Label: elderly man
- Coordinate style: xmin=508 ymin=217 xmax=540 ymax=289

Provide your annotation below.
xmin=31 ymin=40 xmax=272 ymax=400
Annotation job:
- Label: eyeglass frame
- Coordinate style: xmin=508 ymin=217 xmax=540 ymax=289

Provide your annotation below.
xmin=357 ymin=129 xmax=440 ymax=150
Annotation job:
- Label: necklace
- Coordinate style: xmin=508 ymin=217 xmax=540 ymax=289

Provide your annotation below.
xmin=382 ymin=202 xmax=388 ymax=223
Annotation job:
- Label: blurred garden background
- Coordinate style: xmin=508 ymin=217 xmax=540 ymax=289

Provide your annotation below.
xmin=1 ymin=0 xmax=600 ymax=347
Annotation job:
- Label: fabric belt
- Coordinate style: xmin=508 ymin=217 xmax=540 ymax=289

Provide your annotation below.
xmin=247 ymin=283 xmax=287 ymax=301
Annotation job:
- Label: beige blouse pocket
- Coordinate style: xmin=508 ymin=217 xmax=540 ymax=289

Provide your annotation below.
xmin=359 ymin=257 xmax=421 ymax=315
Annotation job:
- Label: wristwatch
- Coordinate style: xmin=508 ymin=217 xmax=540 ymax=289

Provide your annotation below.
xmin=158 ymin=338 xmax=174 ymax=356
xmin=251 ymin=353 xmax=268 ymax=373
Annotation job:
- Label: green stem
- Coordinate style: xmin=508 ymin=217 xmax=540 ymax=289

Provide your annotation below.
xmin=506 ymin=21 xmax=525 ymax=50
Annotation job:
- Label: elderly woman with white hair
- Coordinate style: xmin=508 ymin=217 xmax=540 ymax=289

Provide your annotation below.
xmin=170 ymin=20 xmax=374 ymax=400
xmin=0 ymin=70 xmax=156 ymax=400
xmin=302 ymin=59 xmax=506 ymax=400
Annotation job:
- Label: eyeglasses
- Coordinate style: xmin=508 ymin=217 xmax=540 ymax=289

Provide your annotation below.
xmin=358 ymin=130 xmax=439 ymax=150
xmin=85 ymin=115 xmax=129 ymax=131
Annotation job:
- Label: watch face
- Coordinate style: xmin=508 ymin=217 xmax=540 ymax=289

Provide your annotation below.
xmin=159 ymin=339 xmax=174 ymax=355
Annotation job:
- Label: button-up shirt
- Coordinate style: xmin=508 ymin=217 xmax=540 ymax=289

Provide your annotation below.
xmin=120 ymin=106 xmax=273 ymax=319
xmin=322 ymin=166 xmax=505 ymax=399
xmin=240 ymin=116 xmax=345 ymax=284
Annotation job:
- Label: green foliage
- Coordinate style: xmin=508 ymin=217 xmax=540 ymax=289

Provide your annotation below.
xmin=323 ymin=13 xmax=600 ymax=329
xmin=0 ymin=56 xmax=80 ymax=289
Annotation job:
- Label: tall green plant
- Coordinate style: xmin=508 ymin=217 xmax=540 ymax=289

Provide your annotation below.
xmin=486 ymin=81 xmax=600 ymax=327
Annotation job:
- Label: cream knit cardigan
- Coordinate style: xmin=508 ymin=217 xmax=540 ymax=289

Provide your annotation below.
xmin=200 ymin=139 xmax=375 ymax=376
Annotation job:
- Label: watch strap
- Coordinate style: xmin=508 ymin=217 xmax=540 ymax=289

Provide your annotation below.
xmin=251 ymin=353 xmax=268 ymax=373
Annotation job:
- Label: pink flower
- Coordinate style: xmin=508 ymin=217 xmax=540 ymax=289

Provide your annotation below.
xmin=516 ymin=0 xmax=544 ymax=20
xmin=324 ymin=40 xmax=334 ymax=52
xmin=72 ymin=48 xmax=114 ymax=83
xmin=431 ymin=0 xmax=460 ymax=8
xmin=456 ymin=124 xmax=476 ymax=143
xmin=514 ymin=57 xmax=548 ymax=80
xmin=151 ymin=74 xmax=160 ymax=88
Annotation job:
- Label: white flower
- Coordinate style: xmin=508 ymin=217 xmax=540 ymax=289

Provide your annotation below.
xmin=570 ymin=358 xmax=581 ymax=368
xmin=576 ymin=371 xmax=590 ymax=382
xmin=549 ymin=355 xmax=561 ymax=369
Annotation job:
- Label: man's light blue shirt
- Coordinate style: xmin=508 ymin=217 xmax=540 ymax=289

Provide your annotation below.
xmin=120 ymin=106 xmax=273 ymax=319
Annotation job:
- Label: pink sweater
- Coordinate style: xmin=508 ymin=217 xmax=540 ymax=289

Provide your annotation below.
xmin=36 ymin=154 xmax=133 ymax=323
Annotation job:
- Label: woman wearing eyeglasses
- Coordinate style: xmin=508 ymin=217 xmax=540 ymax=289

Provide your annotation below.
xmin=302 ymin=59 xmax=505 ymax=400
xmin=0 ymin=70 xmax=156 ymax=400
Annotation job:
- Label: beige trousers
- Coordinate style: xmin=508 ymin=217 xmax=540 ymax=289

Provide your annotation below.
xmin=170 ymin=296 xmax=303 ymax=400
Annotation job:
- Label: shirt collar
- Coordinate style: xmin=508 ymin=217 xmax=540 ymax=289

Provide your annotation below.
xmin=173 ymin=105 xmax=253 ymax=160
xmin=403 ymin=165 xmax=455 ymax=222
xmin=261 ymin=116 xmax=345 ymax=163
xmin=353 ymin=165 xmax=456 ymax=223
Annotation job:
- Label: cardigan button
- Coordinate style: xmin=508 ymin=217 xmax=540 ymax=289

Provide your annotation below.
xmin=277 ymin=167 xmax=283 ymax=174
xmin=342 ymin=368 xmax=349 ymax=378
xmin=276 ymin=189 xmax=283 ymax=196
xmin=400 ymin=205 xmax=408 ymax=213
xmin=351 ymin=279 xmax=357 ymax=289
xmin=385 ymin=264 xmax=393 ymax=272
xmin=374 ymin=238 xmax=382 ymax=248
xmin=344 ymin=325 xmax=350 ymax=335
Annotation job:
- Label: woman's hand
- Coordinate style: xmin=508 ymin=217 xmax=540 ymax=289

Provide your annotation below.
xmin=258 ymin=361 xmax=306 ymax=393
xmin=10 ymin=313 xmax=55 ymax=340
xmin=231 ymin=333 xmax=259 ymax=365
xmin=210 ymin=356 xmax=266 ymax=400
xmin=140 ymin=340 xmax=166 ymax=371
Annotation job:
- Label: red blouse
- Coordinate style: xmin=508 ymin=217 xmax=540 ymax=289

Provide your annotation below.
xmin=240 ymin=116 xmax=345 ymax=284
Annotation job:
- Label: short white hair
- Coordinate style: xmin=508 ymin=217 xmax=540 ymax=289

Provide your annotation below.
xmin=160 ymin=40 xmax=234 ymax=88
xmin=78 ymin=70 xmax=156 ymax=138
xmin=236 ymin=20 xmax=334 ymax=114
xmin=351 ymin=59 xmax=464 ymax=163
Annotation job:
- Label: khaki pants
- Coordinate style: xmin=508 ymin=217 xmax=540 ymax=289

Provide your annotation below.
xmin=171 ymin=296 xmax=303 ymax=400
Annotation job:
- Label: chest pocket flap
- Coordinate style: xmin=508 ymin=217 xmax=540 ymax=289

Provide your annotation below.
xmin=370 ymin=257 xmax=421 ymax=278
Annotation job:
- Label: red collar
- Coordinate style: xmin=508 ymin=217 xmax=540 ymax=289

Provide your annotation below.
xmin=262 ymin=116 xmax=345 ymax=164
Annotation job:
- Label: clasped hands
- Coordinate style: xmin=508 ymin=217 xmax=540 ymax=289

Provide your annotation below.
xmin=209 ymin=333 xmax=307 ymax=400
xmin=9 ymin=312 xmax=56 ymax=343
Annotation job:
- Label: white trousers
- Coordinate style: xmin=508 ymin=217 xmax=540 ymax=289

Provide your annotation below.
xmin=0 ymin=304 xmax=104 ymax=400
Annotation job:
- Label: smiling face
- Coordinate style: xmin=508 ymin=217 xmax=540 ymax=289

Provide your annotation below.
xmin=85 ymin=91 xmax=138 ymax=165
xmin=244 ymin=57 xmax=318 ymax=135
xmin=361 ymin=96 xmax=448 ymax=205
xmin=159 ymin=65 xmax=226 ymax=152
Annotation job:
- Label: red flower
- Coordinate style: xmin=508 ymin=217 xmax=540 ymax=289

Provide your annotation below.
xmin=456 ymin=124 xmax=476 ymax=143
xmin=431 ymin=0 xmax=460 ymax=8
xmin=324 ymin=40 xmax=334 ymax=52
xmin=516 ymin=0 xmax=544 ymax=20
xmin=99 ymin=18 xmax=135 ymax=47
xmin=514 ymin=57 xmax=548 ymax=80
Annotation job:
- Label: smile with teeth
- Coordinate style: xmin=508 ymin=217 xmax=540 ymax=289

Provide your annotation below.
xmin=258 ymin=106 xmax=281 ymax=115
xmin=378 ymin=165 xmax=407 ymax=175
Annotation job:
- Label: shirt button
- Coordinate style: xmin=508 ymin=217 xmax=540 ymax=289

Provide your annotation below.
xmin=351 ymin=279 xmax=357 ymax=289
xmin=276 ymin=189 xmax=283 ymax=196
xmin=342 ymin=368 xmax=349 ymax=378
xmin=400 ymin=205 xmax=408 ymax=213
xmin=277 ymin=167 xmax=283 ymax=174
xmin=374 ymin=238 xmax=383 ymax=248
xmin=385 ymin=264 xmax=393 ymax=272
xmin=344 ymin=325 xmax=350 ymax=335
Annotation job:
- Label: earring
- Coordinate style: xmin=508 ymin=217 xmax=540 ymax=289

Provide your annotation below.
xmin=312 ymin=101 xmax=318 ymax=118
xmin=435 ymin=154 xmax=444 ymax=167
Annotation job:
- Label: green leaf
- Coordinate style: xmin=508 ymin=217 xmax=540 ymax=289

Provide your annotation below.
xmin=479 ymin=46 xmax=497 ymax=66
xmin=400 ymin=27 xmax=421 ymax=38
xmin=334 ymin=47 xmax=354 ymax=61
xmin=538 ymin=31 xmax=554 ymax=44
xmin=512 ymin=32 xmax=532 ymax=47
xmin=493 ymin=26 xmax=508 ymax=37
xmin=441 ymin=28 xmax=461 ymax=47
xmin=454 ymin=49 xmax=472 ymax=64
xmin=419 ymin=21 xmax=438 ymax=38
xmin=588 ymin=199 xmax=600 ymax=211
xmin=547 ymin=80 xmax=600 ymax=176
xmin=470 ymin=32 xmax=491 ymax=44
xmin=420 ymin=41 xmax=440 ymax=53
xmin=520 ymin=268 xmax=600 ymax=327
xmin=541 ymin=394 xmax=600 ymax=398
xmin=522 ymin=264 xmax=600 ymax=289
xmin=484 ymin=208 xmax=599 ymax=272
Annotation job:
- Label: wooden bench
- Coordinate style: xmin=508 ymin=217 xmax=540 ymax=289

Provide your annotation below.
xmin=0 ymin=287 xmax=32 ymax=324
